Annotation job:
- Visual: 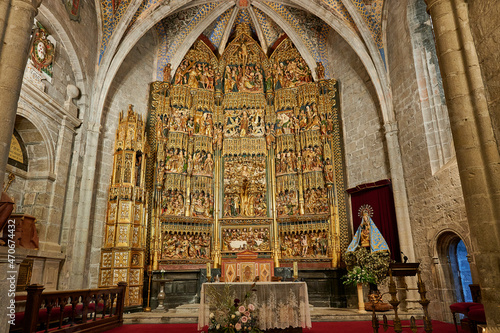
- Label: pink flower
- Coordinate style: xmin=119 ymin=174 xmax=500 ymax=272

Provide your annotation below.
xmin=241 ymin=316 xmax=248 ymax=323
xmin=238 ymin=305 xmax=246 ymax=313
xmin=248 ymin=304 xmax=255 ymax=311
xmin=245 ymin=311 xmax=250 ymax=317
xmin=235 ymin=323 xmax=242 ymax=330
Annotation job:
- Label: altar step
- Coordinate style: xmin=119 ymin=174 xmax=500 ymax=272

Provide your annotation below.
xmin=123 ymin=305 xmax=424 ymax=325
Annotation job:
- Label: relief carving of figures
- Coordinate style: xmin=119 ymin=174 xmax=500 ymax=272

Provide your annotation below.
xmin=161 ymin=189 xmax=185 ymax=216
xmin=175 ymin=60 xmax=215 ymax=91
xmin=190 ymin=190 xmax=213 ymax=217
xmin=276 ymin=111 xmax=294 ymax=135
xmin=272 ymin=58 xmax=311 ymax=90
xmin=195 ymin=111 xmax=214 ymax=136
xmin=297 ymin=104 xmax=320 ymax=132
xmin=280 ymin=231 xmax=328 ymax=258
xmin=224 ymin=108 xmax=264 ymax=138
xmin=165 ymin=148 xmax=187 ymax=174
xmin=224 ymin=64 xmax=264 ymax=94
xmin=277 ymin=190 xmax=299 ymax=216
xmin=222 ymin=227 xmax=270 ymax=252
xmin=304 ymin=188 xmax=328 ymax=214
xmin=276 ymin=150 xmax=298 ymax=175
xmin=192 ymin=150 xmax=213 ymax=176
xmin=224 ymin=157 xmax=267 ymax=217
xmin=301 ymin=146 xmax=323 ymax=173
xmin=161 ymin=231 xmax=210 ymax=259
xmin=169 ymin=108 xmax=189 ymax=133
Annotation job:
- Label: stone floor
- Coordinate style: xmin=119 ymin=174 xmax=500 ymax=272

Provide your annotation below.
xmin=123 ymin=304 xmax=424 ymax=325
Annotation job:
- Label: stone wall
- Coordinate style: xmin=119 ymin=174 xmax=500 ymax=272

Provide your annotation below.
xmin=386 ymin=0 xmax=470 ymax=321
xmin=86 ymin=30 xmax=157 ymax=287
xmin=326 ymin=27 xmax=390 ymax=189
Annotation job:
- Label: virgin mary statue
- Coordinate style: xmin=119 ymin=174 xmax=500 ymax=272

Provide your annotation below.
xmin=346 ymin=204 xmax=390 ymax=254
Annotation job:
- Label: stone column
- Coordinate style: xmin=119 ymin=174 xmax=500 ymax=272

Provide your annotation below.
xmin=425 ymin=0 xmax=500 ymax=329
xmin=0 ymin=0 xmax=42 ymax=188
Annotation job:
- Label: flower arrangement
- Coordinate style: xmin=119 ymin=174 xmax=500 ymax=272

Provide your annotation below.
xmin=342 ymin=265 xmax=377 ymax=285
xmin=343 ymin=247 xmax=390 ymax=284
xmin=206 ymin=283 xmax=263 ymax=333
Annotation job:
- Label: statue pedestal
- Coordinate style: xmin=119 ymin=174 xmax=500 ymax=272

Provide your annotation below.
xmin=357 ymin=283 xmax=367 ymax=313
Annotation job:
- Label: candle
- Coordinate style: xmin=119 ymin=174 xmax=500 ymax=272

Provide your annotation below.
xmin=206 ymin=262 xmax=211 ymax=279
xmin=293 ymin=261 xmax=298 ymax=277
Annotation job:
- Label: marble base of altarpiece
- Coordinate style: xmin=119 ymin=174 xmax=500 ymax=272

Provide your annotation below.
xmin=145 ymin=268 xmax=346 ymax=311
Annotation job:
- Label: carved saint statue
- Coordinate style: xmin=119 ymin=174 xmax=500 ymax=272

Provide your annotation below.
xmin=163 ymin=63 xmax=172 ymax=82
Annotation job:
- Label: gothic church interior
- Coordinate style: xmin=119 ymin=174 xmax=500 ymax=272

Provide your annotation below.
xmin=1 ymin=0 xmax=499 ymax=331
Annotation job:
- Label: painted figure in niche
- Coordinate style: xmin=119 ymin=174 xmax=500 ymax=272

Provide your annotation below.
xmin=213 ymin=124 xmax=223 ymax=150
xmin=163 ymin=63 xmax=172 ymax=82
xmin=249 ymin=111 xmax=265 ymax=137
xmin=316 ymin=62 xmax=325 ymax=80
xmin=324 ymin=158 xmax=334 ymax=183
xmin=240 ymin=108 xmax=250 ymax=136
xmin=265 ymin=124 xmax=275 ymax=149
xmin=215 ymin=70 xmax=223 ymax=91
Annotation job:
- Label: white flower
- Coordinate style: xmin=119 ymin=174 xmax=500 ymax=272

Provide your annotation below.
xmin=209 ymin=312 xmax=215 ymax=319
xmin=216 ymin=324 xmax=220 ymax=330
xmin=231 ymin=314 xmax=236 ymax=319
xmin=235 ymin=311 xmax=241 ymax=316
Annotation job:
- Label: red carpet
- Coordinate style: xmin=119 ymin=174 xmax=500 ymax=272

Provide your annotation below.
xmin=104 ymin=321 xmax=465 ymax=333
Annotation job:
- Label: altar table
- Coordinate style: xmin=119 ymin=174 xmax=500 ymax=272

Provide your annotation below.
xmin=198 ymin=282 xmax=312 ymax=331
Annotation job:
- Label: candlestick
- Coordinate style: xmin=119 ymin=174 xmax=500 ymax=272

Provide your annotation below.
xmin=206 ymin=262 xmax=211 ymax=282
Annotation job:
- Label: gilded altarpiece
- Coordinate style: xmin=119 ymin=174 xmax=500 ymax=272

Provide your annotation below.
xmin=146 ymin=25 xmax=348 ymax=271
xmin=99 ymin=106 xmax=147 ymax=307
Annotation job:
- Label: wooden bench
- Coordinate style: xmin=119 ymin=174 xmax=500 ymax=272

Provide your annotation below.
xmin=11 ymin=282 xmax=126 ymax=333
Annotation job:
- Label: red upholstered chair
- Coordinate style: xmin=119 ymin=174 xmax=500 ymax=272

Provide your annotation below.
xmin=449 ymin=284 xmax=482 ymax=333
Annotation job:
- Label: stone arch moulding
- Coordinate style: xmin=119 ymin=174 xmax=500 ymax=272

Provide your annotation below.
xmin=14 ymin=107 xmax=55 ymax=176
xmin=432 ymin=228 xmax=472 ymax=261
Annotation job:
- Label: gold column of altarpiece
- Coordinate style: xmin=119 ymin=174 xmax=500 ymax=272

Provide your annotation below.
xmin=144 ymin=24 xmax=348 ymax=271
xmin=98 ymin=107 xmax=148 ymax=307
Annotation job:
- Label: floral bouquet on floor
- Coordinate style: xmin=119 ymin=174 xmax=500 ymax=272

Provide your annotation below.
xmin=206 ymin=282 xmax=263 ymax=333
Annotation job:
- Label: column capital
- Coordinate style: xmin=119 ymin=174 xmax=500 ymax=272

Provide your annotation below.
xmin=384 ymin=120 xmax=399 ymax=135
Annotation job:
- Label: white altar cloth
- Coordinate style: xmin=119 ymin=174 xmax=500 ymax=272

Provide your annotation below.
xmin=198 ymin=281 xmax=312 ymax=330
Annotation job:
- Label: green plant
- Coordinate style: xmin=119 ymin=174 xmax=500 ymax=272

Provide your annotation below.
xmin=342 ymin=266 xmax=377 ymax=285
xmin=343 ymin=247 xmax=390 ymax=284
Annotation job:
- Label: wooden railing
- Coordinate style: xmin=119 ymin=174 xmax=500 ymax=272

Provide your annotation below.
xmin=16 ymin=282 xmax=126 ymax=333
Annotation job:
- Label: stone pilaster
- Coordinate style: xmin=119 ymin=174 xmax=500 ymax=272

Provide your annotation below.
xmin=426 ymin=0 xmax=500 ymax=328
xmin=0 ymin=0 xmax=42 ymax=188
